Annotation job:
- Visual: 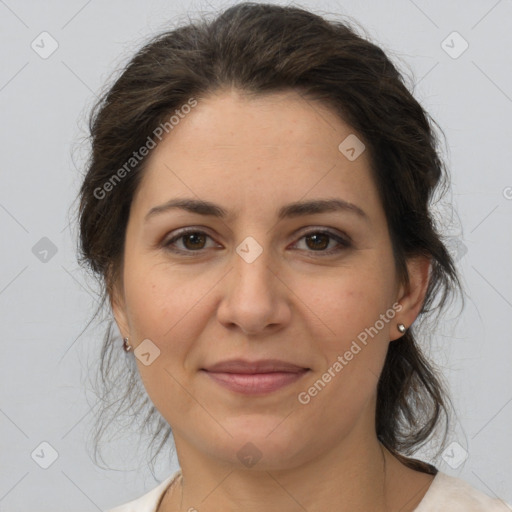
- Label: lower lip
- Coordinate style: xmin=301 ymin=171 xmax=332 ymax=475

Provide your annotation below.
xmin=201 ymin=370 xmax=309 ymax=394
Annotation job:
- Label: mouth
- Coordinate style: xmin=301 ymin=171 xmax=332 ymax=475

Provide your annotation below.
xmin=200 ymin=359 xmax=311 ymax=395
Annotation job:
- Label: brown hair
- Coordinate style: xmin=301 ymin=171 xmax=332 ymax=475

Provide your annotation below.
xmin=76 ymin=2 xmax=462 ymax=474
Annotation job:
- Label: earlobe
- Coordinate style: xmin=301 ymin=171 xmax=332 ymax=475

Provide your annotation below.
xmin=393 ymin=255 xmax=431 ymax=340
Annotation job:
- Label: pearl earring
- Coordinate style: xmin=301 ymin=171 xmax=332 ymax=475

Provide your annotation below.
xmin=397 ymin=323 xmax=406 ymax=333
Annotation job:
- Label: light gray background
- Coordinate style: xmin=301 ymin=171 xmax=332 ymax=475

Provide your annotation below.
xmin=1 ymin=0 xmax=511 ymax=510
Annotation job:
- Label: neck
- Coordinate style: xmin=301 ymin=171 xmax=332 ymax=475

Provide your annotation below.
xmin=162 ymin=433 xmax=401 ymax=512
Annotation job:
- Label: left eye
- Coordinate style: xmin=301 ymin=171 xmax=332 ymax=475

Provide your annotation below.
xmin=163 ymin=228 xmax=351 ymax=256
xmin=293 ymin=231 xmax=351 ymax=254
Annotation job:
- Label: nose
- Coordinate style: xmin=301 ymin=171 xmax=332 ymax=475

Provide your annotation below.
xmin=216 ymin=241 xmax=291 ymax=336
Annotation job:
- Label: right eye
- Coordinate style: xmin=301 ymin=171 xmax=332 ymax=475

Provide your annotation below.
xmin=162 ymin=228 xmax=220 ymax=255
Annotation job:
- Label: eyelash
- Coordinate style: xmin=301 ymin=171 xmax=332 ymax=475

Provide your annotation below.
xmin=162 ymin=228 xmax=352 ymax=257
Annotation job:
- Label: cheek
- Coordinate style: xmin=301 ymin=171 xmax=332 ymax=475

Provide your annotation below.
xmin=300 ymin=265 xmax=396 ymax=349
xmin=295 ymin=278 xmax=395 ymax=420
xmin=121 ymin=264 xmax=208 ymax=421
xmin=123 ymin=259 xmax=202 ymax=339
xmin=294 ymin=265 xmax=396 ymax=416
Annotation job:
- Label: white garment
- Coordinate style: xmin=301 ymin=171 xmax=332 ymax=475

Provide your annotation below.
xmin=105 ymin=469 xmax=510 ymax=511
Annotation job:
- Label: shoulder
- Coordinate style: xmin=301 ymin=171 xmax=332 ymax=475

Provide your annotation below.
xmin=105 ymin=470 xmax=181 ymax=512
xmin=415 ymin=471 xmax=511 ymax=511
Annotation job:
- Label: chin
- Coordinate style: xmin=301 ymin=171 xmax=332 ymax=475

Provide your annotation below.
xmin=204 ymin=416 xmax=315 ymax=471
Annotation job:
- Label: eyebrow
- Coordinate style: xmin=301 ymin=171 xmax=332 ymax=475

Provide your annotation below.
xmin=145 ymin=197 xmax=369 ymax=224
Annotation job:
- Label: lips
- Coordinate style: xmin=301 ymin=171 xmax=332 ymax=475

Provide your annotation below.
xmin=202 ymin=358 xmax=309 ymax=374
xmin=200 ymin=359 xmax=310 ymax=394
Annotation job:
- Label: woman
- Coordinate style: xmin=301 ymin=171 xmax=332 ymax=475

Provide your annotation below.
xmin=76 ymin=3 xmax=510 ymax=511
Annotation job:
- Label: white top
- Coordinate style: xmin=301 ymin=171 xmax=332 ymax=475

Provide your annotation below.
xmin=105 ymin=470 xmax=510 ymax=511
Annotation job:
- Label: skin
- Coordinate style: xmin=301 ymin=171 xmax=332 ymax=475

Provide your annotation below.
xmin=112 ymin=88 xmax=434 ymax=511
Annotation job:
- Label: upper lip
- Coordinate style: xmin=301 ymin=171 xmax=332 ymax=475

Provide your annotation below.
xmin=202 ymin=359 xmax=309 ymax=374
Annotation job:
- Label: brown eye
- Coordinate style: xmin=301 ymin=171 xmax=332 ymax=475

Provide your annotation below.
xmin=163 ymin=229 xmax=217 ymax=254
xmin=163 ymin=228 xmax=351 ymax=257
xmin=181 ymin=232 xmax=207 ymax=250
xmin=293 ymin=229 xmax=351 ymax=256
xmin=304 ymin=232 xmax=330 ymax=251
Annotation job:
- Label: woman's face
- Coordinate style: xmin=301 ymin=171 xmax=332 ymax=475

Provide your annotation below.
xmin=112 ymin=89 xmax=426 ymax=470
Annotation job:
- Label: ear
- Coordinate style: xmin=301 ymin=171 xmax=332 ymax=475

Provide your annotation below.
xmin=110 ymin=281 xmax=130 ymax=340
xmin=391 ymin=255 xmax=431 ymax=341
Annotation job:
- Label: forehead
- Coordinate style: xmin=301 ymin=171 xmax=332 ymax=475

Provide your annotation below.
xmin=131 ymin=89 xmax=380 ymax=220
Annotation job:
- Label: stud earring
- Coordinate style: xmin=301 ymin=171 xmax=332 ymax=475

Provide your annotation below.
xmin=397 ymin=323 xmax=406 ymax=333
xmin=123 ymin=337 xmax=132 ymax=352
